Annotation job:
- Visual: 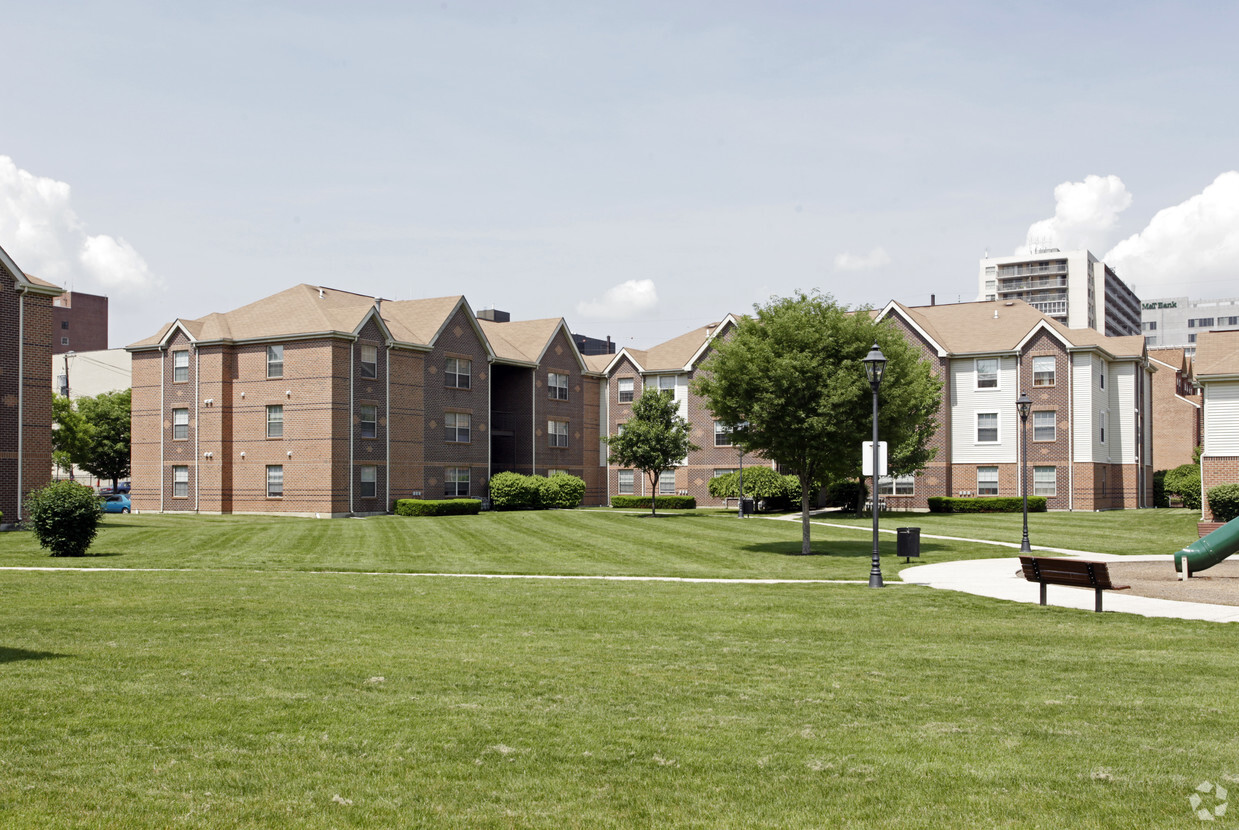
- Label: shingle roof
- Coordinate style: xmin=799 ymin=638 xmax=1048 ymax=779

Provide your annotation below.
xmin=478 ymin=318 xmax=564 ymax=365
xmin=1193 ymin=330 xmax=1239 ymax=377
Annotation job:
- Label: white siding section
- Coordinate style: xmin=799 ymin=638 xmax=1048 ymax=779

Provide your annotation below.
xmin=674 ymin=373 xmax=689 ymax=417
xmin=1112 ymin=362 xmax=1135 ymax=463
xmin=949 ymin=356 xmax=1017 ymax=464
xmin=1072 ymin=353 xmax=1095 ymax=462
xmin=1204 ymin=382 xmax=1239 ymax=455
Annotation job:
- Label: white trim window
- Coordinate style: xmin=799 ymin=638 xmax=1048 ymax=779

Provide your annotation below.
xmin=548 ymin=372 xmax=568 ymax=400
xmin=266 ymin=404 xmax=284 ymax=438
xmin=172 ymin=465 xmax=189 ymax=498
xmin=713 ymin=469 xmax=736 ymax=478
xmin=173 ymin=350 xmax=189 ymax=383
xmin=549 ymin=420 xmax=568 ymax=448
xmin=446 ymin=412 xmax=471 ymax=443
xmin=360 ymin=344 xmax=378 ymax=379
xmin=878 ymin=475 xmax=914 ymax=496
xmin=360 ymin=465 xmax=377 ymax=499
xmin=976 ymin=358 xmax=999 ymax=390
xmin=1032 ymin=411 xmax=1056 ymax=442
xmin=658 ymin=469 xmax=676 ymax=495
xmin=172 ymin=408 xmax=189 ymax=440
xmin=617 ymin=377 xmax=634 ymax=403
xmin=359 ymin=404 xmax=377 ymax=439
xmin=648 ymin=375 xmax=676 ymax=393
xmin=266 ymin=465 xmax=283 ymax=498
xmin=714 ymin=421 xmax=733 ymax=447
xmin=1099 ymin=410 xmax=1107 ymax=444
xmin=1032 ymin=355 xmax=1055 ymax=387
xmin=266 ymin=345 xmax=283 ymax=379
xmin=618 ymin=469 xmax=634 ymax=494
xmin=445 ymin=357 xmax=471 ymax=389
xmin=1034 ymin=466 xmax=1057 ymax=497
xmin=445 ymin=467 xmax=469 ymax=497
xmin=977 ymin=466 xmax=999 ymax=496
xmin=976 ymin=412 xmax=999 ymax=443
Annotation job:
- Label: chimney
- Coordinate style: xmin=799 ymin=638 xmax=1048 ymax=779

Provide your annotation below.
xmin=477 ymin=308 xmax=511 ymax=323
xmin=930 ymin=294 xmax=936 ymax=306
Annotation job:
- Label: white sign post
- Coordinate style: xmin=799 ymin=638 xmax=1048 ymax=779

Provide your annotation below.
xmin=862 ymin=441 xmax=888 ymax=477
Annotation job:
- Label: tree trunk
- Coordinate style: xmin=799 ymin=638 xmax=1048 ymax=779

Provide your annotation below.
xmin=649 ymin=471 xmax=658 ymax=516
xmin=800 ymin=475 xmax=812 ymax=555
xmin=854 ymin=476 xmax=865 ymax=518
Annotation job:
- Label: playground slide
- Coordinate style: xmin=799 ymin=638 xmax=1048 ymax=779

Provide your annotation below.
xmin=1173 ymin=516 xmax=1239 ymax=577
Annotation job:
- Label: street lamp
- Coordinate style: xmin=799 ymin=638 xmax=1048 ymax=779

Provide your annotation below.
xmin=1016 ymin=391 xmax=1032 ymax=553
xmin=734 ymin=419 xmax=749 ymax=519
xmin=863 ymin=343 xmax=887 ymax=588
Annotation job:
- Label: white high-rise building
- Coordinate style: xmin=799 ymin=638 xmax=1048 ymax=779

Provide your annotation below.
xmin=977 ymin=249 xmax=1142 ymax=337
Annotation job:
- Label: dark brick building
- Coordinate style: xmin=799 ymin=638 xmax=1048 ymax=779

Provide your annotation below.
xmin=52 ymin=290 xmax=109 ymax=354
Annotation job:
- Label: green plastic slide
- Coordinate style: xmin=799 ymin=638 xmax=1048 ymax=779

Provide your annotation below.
xmin=1173 ymin=516 xmax=1239 ymax=577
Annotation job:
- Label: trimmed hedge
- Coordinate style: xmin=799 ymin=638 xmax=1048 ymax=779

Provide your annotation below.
xmin=489 ymin=471 xmax=586 ymax=510
xmin=24 ymin=480 xmax=103 ymax=556
xmin=1163 ymin=464 xmax=1202 ymax=511
xmin=707 ymin=467 xmax=801 ymax=510
xmin=394 ymin=498 xmax=481 ymax=517
xmin=611 ymin=495 xmax=697 ymax=510
xmin=1208 ymin=484 xmax=1239 ymax=523
xmin=927 ymin=496 xmax=1047 ymax=514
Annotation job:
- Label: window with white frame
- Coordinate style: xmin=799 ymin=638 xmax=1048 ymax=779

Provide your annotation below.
xmin=618 ymin=469 xmax=634 ymax=494
xmin=713 ymin=469 xmax=736 ymax=478
xmin=266 ymin=345 xmax=283 ymax=379
xmin=266 ymin=465 xmax=283 ymax=498
xmin=714 ymin=421 xmax=733 ymax=447
xmin=548 ymin=372 xmax=568 ymax=400
xmin=266 ymin=404 xmax=283 ymax=438
xmin=445 ymin=357 xmax=471 ymax=389
xmin=1032 ymin=411 xmax=1056 ymax=441
xmin=1099 ymin=410 xmax=1107 ymax=444
xmin=359 ymin=404 xmax=377 ymax=439
xmin=976 ymin=358 xmax=998 ymax=389
xmin=172 ymin=408 xmax=189 ymax=440
xmin=977 ymin=466 xmax=998 ymax=496
xmin=976 ymin=412 xmax=999 ymax=443
xmin=878 ymin=475 xmax=915 ymax=496
xmin=648 ymin=375 xmax=676 ymax=393
xmin=446 ymin=412 xmax=470 ymax=443
xmin=360 ymin=344 xmax=378 ymax=379
xmin=658 ymin=469 xmax=676 ymax=495
xmin=1099 ymin=370 xmax=1105 ymax=389
xmin=548 ymin=420 xmax=568 ymax=447
xmin=172 ymin=465 xmax=189 ymax=498
xmin=360 ymin=465 xmax=376 ymax=499
xmin=173 ymin=350 xmax=189 ymax=383
xmin=1032 ymin=355 xmax=1055 ymax=387
xmin=617 ymin=377 xmax=634 ymax=403
xmin=1033 ymin=466 xmax=1056 ymax=497
xmin=445 ymin=467 xmax=469 ymax=497
xmin=547 ymin=469 xmax=567 ymax=477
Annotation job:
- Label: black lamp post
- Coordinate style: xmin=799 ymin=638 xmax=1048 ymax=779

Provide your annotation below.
xmin=863 ymin=343 xmax=887 ymax=588
xmin=735 ymin=419 xmax=749 ymax=519
xmin=1016 ymin=391 xmax=1032 ymax=553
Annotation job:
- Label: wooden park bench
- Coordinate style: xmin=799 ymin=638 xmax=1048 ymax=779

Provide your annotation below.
xmin=1018 ymin=556 xmax=1130 ymax=613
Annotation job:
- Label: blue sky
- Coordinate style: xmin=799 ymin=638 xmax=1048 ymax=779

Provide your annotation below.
xmin=3 ymin=1 xmax=1237 ymax=349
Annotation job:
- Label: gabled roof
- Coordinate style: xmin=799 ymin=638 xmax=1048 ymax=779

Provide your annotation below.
xmin=602 ymin=315 xmax=740 ymax=375
xmin=1148 ymin=346 xmax=1192 ymax=377
xmin=0 ymin=243 xmax=64 ymax=297
xmin=478 ymin=317 xmax=589 ymax=371
xmin=1193 ymin=330 xmax=1239 ymax=379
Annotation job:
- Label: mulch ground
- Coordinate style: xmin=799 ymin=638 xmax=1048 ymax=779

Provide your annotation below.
xmin=1106 ymin=559 xmax=1239 ymax=607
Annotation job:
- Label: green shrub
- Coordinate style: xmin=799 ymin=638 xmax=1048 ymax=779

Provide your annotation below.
xmin=1163 ymin=464 xmax=1202 ymax=511
xmin=610 ymin=495 xmax=697 ymax=510
xmin=707 ymin=467 xmax=800 ymax=510
xmin=394 ymin=498 xmax=481 ymax=517
xmin=1152 ymin=469 xmax=1167 ymax=507
xmin=544 ymin=473 xmax=586 ymax=509
xmin=1207 ymin=484 xmax=1239 ymax=523
xmin=488 ymin=471 xmax=541 ymax=510
xmin=24 ymin=480 xmax=103 ymax=556
xmin=927 ymin=496 xmax=1047 ymax=514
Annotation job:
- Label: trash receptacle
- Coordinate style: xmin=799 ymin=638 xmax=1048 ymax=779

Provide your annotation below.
xmin=739 ymin=497 xmax=755 ymax=516
xmin=896 ymin=527 xmax=921 ymax=561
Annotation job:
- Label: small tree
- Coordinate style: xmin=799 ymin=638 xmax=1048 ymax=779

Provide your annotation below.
xmin=1164 ymin=463 xmax=1202 ymax=511
xmin=604 ymin=388 xmax=699 ymax=516
xmin=77 ymin=390 xmax=132 ymax=491
xmin=51 ymin=394 xmax=94 ymax=481
xmin=24 ymin=481 xmax=103 ymax=557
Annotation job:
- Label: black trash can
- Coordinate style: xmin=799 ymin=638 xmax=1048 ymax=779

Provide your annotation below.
xmin=896 ymin=527 xmax=921 ymax=561
xmin=739 ymin=497 xmax=756 ymax=516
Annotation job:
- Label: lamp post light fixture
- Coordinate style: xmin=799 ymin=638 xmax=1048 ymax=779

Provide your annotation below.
xmin=1016 ymin=391 xmax=1033 ymax=553
xmin=863 ymin=343 xmax=887 ymax=588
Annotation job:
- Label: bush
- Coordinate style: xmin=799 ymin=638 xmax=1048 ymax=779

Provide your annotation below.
xmin=707 ymin=468 xmax=800 ymax=511
xmin=927 ymin=496 xmax=1047 ymax=514
xmin=1163 ymin=464 xmax=1202 ymax=511
xmin=24 ymin=480 xmax=103 ymax=556
xmin=394 ymin=498 xmax=481 ymax=517
xmin=825 ymin=479 xmax=866 ymax=509
xmin=1152 ymin=469 xmax=1167 ymax=507
xmin=1207 ymin=484 xmax=1239 ymax=523
xmin=488 ymin=471 xmax=541 ymax=510
xmin=544 ymin=473 xmax=586 ymax=509
xmin=610 ymin=495 xmax=697 ymax=510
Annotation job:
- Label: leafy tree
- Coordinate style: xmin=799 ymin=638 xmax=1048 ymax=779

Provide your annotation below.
xmin=694 ymin=291 xmax=942 ymax=554
xmin=51 ymin=394 xmax=94 ymax=481
xmin=24 ymin=480 xmax=103 ymax=557
xmin=76 ymin=390 xmax=132 ymax=491
xmin=604 ymin=388 xmax=699 ymax=516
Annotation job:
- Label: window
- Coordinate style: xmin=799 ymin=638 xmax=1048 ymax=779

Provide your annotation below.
xmin=445 ymin=357 xmax=471 ymax=389
xmin=1099 ymin=371 xmax=1105 ymax=389
xmin=267 ymin=345 xmax=283 ymax=379
xmin=547 ymin=469 xmax=567 ymax=477
xmin=1099 ymin=410 xmax=1107 ymax=444
xmin=976 ymin=412 xmax=999 ymax=443
xmin=172 ymin=408 xmax=189 ymax=440
xmin=61 ymin=321 xmax=69 ymax=330
xmin=267 ymin=465 xmax=283 ymax=498
xmin=446 ymin=412 xmax=470 ymax=443
xmin=445 ymin=467 xmax=469 ymax=497
xmin=648 ymin=375 xmax=676 ymax=392
xmin=172 ymin=465 xmax=189 ymax=498
xmin=173 ymin=350 xmax=189 ymax=383
xmin=1142 ymin=321 xmax=1157 ymax=331
xmin=360 ymin=344 xmax=377 ymax=379
xmin=713 ymin=469 xmax=736 ymax=478
xmin=618 ymin=470 xmax=634 ymax=494
xmin=1188 ymin=317 xmax=1215 ymax=328
xmin=714 ymin=421 xmax=733 ymax=447
xmin=977 ymin=466 xmax=998 ymax=496
xmin=548 ymin=420 xmax=568 ymax=448
xmin=61 ymin=337 xmax=69 ymax=346
xmin=1034 ymin=466 xmax=1057 ymax=497
xmin=1188 ymin=333 xmax=1198 ymax=343
xmin=548 ymin=372 xmax=568 ymax=400
xmin=878 ymin=475 xmax=915 ymax=496
xmin=360 ymin=465 xmax=376 ymax=499
xmin=1145 ymin=336 xmax=1158 ymax=346
xmin=1100 ymin=467 xmax=1107 ymax=497
xmin=658 ymin=469 xmax=676 ymax=495
xmin=1032 ymin=411 xmax=1056 ymax=442
xmin=976 ymin=358 xmax=998 ymax=389
xmin=1032 ymin=356 xmax=1055 ymax=387
xmin=266 ymin=404 xmax=283 ymax=438
xmin=618 ymin=377 xmax=634 ymax=403
xmin=359 ymin=404 xmax=377 ymax=439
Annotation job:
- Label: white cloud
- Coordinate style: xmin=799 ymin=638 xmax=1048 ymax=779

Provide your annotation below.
xmin=1105 ymin=171 xmax=1239 ymax=295
xmin=576 ymin=279 xmax=659 ymax=320
xmin=1020 ymin=174 xmax=1132 ymax=253
xmin=834 ymin=246 xmax=891 ymax=271
xmin=0 ymin=155 xmax=159 ymax=292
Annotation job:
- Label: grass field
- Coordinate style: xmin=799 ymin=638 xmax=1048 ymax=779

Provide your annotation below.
xmin=0 ymin=508 xmax=1228 ymax=827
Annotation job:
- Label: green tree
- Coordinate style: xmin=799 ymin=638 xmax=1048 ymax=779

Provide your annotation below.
xmin=604 ymin=388 xmax=699 ymax=516
xmin=76 ymin=390 xmax=132 ymax=491
xmin=24 ymin=480 xmax=103 ymax=557
xmin=693 ymin=291 xmax=942 ymax=554
xmin=51 ymin=394 xmax=95 ymax=481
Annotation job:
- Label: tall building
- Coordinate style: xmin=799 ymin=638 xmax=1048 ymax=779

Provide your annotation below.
xmin=1140 ymin=295 xmax=1239 ymax=357
xmin=52 ymin=290 xmax=109 ymax=354
xmin=978 ymin=249 xmax=1142 ymax=337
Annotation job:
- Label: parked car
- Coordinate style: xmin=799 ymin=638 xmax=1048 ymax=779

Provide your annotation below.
xmin=99 ymin=482 xmax=131 ymax=495
xmin=101 ymin=494 xmax=131 ymax=514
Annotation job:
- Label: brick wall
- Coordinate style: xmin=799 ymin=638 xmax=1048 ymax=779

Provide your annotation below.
xmin=423 ymin=306 xmax=491 ymax=500
xmin=1017 ymin=330 xmax=1073 ymax=510
xmin=53 ymin=291 xmax=108 ymax=354
xmin=1204 ymin=456 xmax=1239 ymax=519
xmin=1149 ymin=354 xmax=1201 ymax=471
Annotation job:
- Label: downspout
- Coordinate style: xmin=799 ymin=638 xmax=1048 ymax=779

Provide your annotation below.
xmin=349 ymin=341 xmax=355 ymax=515
xmin=195 ymin=347 xmax=200 ymax=513
xmin=160 ymin=345 xmax=166 ymax=513
xmin=16 ymin=288 xmax=24 ymax=520
xmin=386 ymin=343 xmax=392 ymax=512
xmin=1067 ymin=353 xmax=1074 ymax=511
xmin=487 ymin=357 xmax=493 ymax=497
xmin=531 ymin=369 xmax=537 ymax=475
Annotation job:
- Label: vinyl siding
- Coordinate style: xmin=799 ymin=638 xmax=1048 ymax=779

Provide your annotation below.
xmin=1112 ymin=362 xmax=1135 ymax=464
xmin=950 ymin=356 xmax=1016 ymax=464
xmin=1204 ymin=382 xmax=1239 ymax=455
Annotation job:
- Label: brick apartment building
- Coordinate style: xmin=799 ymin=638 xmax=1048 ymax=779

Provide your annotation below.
xmin=127 ymin=285 xmax=605 ymax=516
xmin=0 ymin=244 xmax=63 ymax=523
xmin=1194 ymin=330 xmax=1239 ymax=520
xmin=1147 ymin=347 xmax=1202 ymax=472
xmin=52 ymin=290 xmax=109 ymax=354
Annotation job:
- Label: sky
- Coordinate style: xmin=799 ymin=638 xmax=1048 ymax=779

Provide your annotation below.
xmin=2 ymin=1 xmax=1237 ymax=351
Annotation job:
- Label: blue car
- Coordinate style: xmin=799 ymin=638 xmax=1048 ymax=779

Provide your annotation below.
xmin=101 ymin=494 xmax=131 ymax=514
